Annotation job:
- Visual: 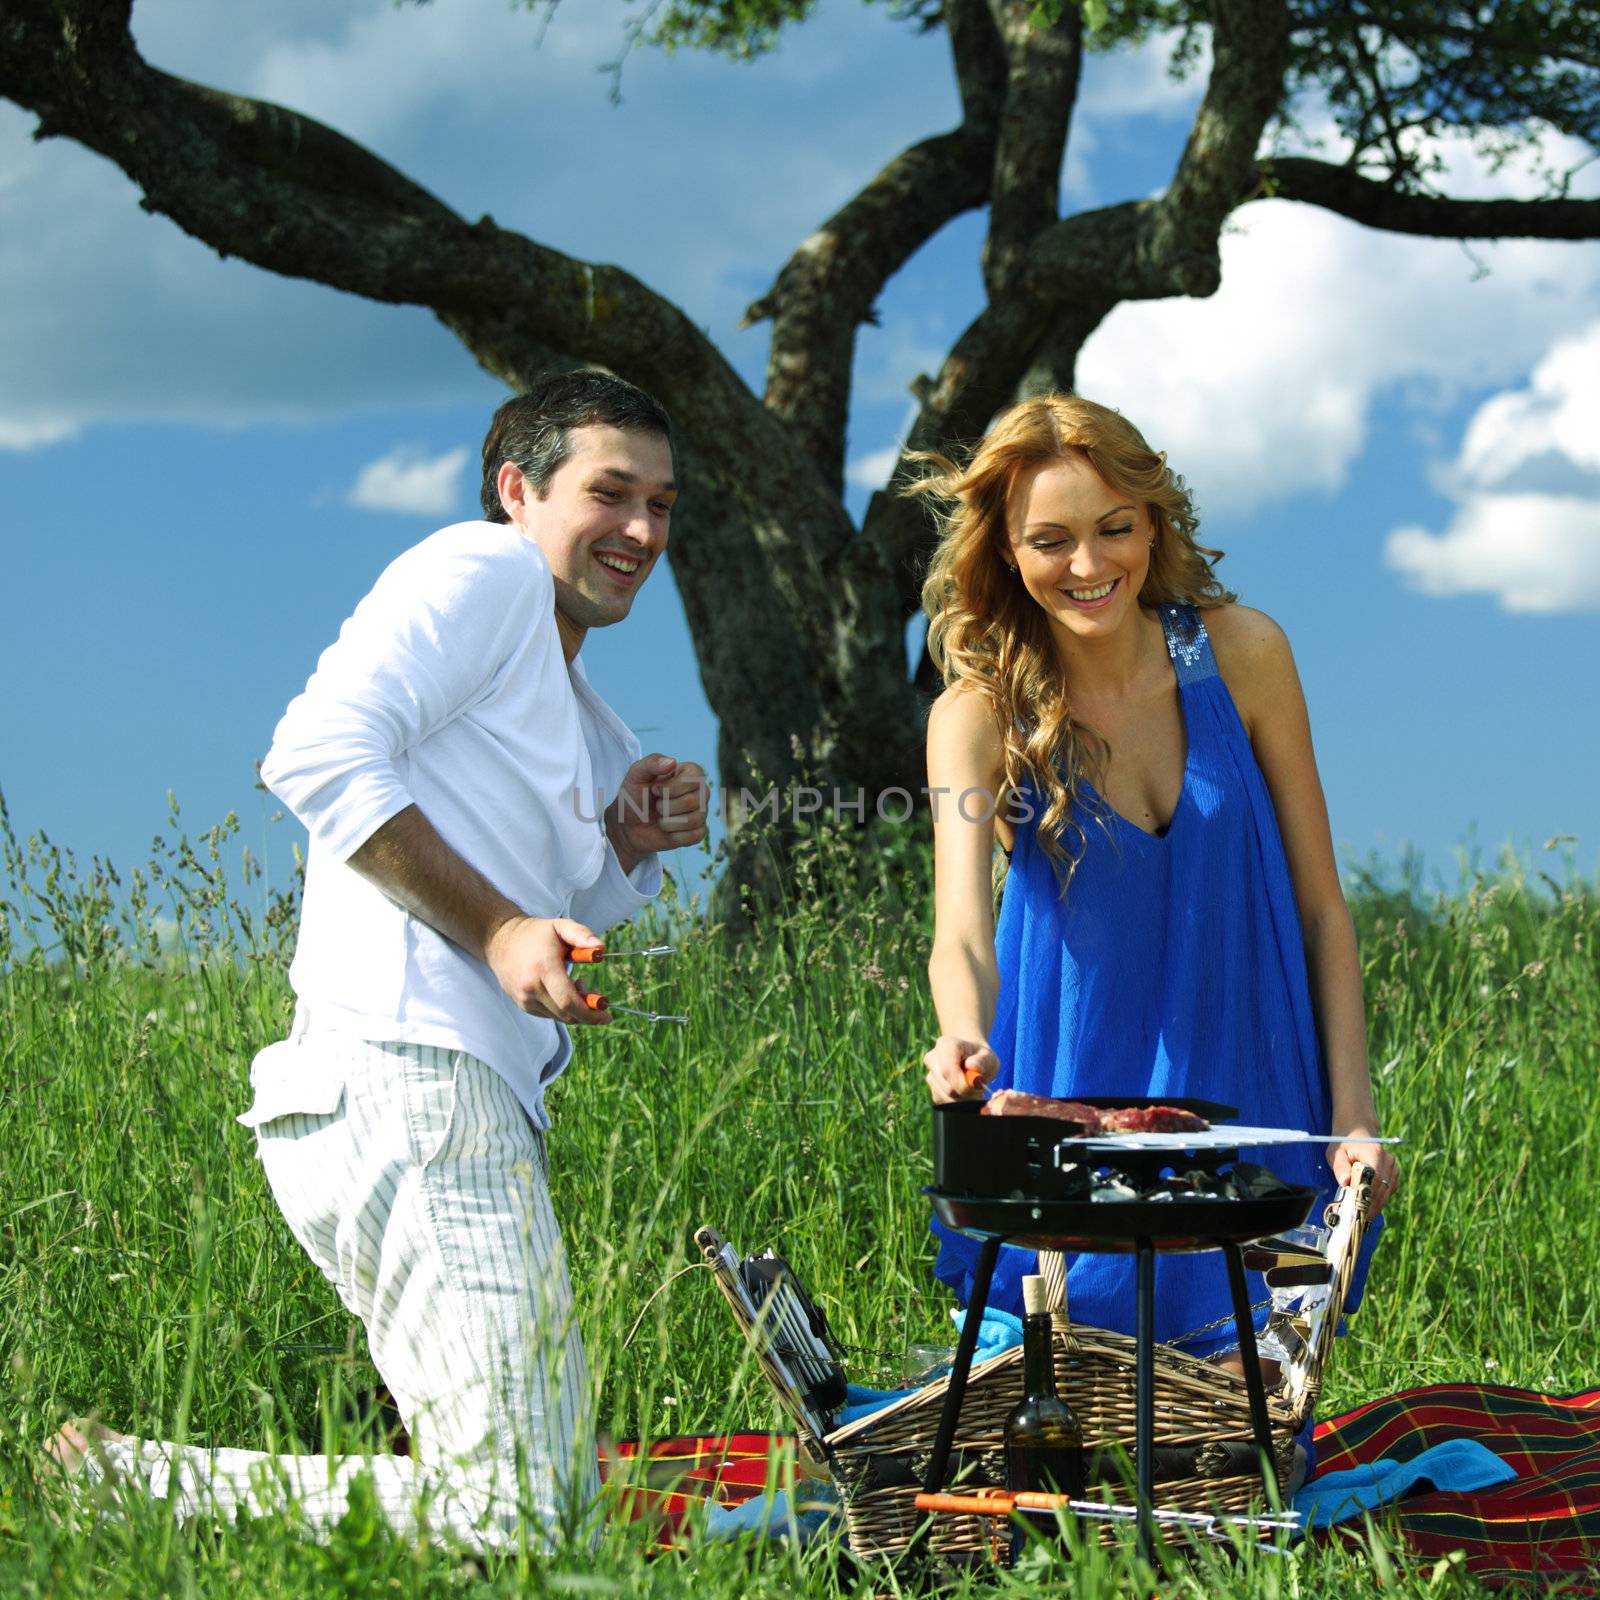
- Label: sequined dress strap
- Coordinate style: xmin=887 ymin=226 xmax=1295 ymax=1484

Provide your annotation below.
xmin=1159 ymin=603 xmax=1218 ymax=687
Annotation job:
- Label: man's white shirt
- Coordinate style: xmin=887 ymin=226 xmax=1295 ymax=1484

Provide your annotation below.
xmin=260 ymin=519 xmax=660 ymax=1128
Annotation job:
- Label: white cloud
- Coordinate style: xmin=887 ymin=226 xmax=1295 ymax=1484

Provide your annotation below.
xmin=845 ymin=444 xmax=902 ymax=491
xmin=1061 ymin=118 xmax=1099 ymax=209
xmin=348 ymin=445 xmax=470 ymax=516
xmin=1076 ymin=127 xmax=1600 ymax=520
xmin=1387 ymin=495 xmax=1600 ymax=613
xmin=856 ymin=321 xmax=950 ymax=407
xmin=0 ymin=105 xmax=499 ymax=445
xmin=4 ymin=0 xmax=1595 ymax=513
xmin=1060 ymin=30 xmax=1208 ymax=208
xmin=1078 ymin=27 xmax=1210 ymax=121
xmin=0 ymin=415 xmax=78 ymax=452
xmin=1383 ymin=318 xmax=1600 ymax=613
xmin=0 ymin=0 xmax=968 ymax=447
xmin=1455 ymin=321 xmax=1600 ymax=491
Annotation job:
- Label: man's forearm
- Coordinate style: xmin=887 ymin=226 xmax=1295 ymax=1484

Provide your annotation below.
xmin=349 ymin=804 xmax=522 ymax=962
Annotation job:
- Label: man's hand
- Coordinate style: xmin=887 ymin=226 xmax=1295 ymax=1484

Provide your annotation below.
xmin=485 ymin=915 xmax=613 ymax=1024
xmin=606 ymin=753 xmax=710 ymax=871
xmin=924 ymin=1036 xmax=999 ymax=1104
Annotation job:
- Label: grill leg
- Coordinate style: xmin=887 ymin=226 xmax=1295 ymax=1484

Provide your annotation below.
xmin=1136 ymin=1238 xmax=1155 ymax=1566
xmin=1222 ymin=1240 xmax=1276 ymax=1499
xmin=909 ymin=1233 xmax=1002 ymax=1562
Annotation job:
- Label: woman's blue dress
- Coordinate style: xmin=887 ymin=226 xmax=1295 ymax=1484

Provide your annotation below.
xmin=932 ymin=603 xmax=1382 ymax=1365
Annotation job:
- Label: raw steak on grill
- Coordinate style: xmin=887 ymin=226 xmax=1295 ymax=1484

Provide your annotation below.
xmin=981 ymin=1090 xmax=1102 ymax=1129
xmin=1096 ymin=1104 xmax=1211 ymax=1134
xmin=979 ymin=1093 xmax=1212 ymax=1135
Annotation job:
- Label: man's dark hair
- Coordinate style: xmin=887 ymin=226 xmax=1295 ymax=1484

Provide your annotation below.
xmin=480 ymin=370 xmax=674 ymax=521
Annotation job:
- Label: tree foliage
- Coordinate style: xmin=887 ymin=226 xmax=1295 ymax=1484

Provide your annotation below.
xmin=613 ymin=0 xmax=1600 ymax=186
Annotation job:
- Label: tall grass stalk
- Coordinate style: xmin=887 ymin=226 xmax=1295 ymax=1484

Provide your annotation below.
xmin=1 ymin=797 xmax=1596 ymax=1595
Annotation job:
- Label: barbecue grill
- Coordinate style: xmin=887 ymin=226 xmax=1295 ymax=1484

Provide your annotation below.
xmin=919 ymin=1095 xmax=1318 ymax=1562
xmin=931 ymin=1096 xmax=1318 ymax=1251
xmin=697 ymin=1097 xmax=1377 ymax=1570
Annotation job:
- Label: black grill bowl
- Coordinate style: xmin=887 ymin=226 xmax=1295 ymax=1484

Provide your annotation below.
xmin=932 ymin=1095 xmax=1241 ymax=1200
xmin=926 ymin=1184 xmax=1317 ymax=1254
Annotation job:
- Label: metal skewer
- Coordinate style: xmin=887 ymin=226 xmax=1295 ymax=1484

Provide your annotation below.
xmin=568 ymin=943 xmax=677 ymax=964
xmin=912 ymin=1488 xmax=1300 ymax=1549
xmin=610 ymin=1005 xmax=688 ymax=1024
xmin=582 ymin=992 xmax=687 ymax=1024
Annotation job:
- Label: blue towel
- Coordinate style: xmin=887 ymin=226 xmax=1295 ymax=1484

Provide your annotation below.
xmin=952 ymin=1304 xmax=1025 ymax=1357
xmin=701 ymin=1481 xmax=841 ymax=1543
xmin=836 ymin=1383 xmax=917 ymax=1425
xmin=1292 ymin=1438 xmax=1517 ymax=1529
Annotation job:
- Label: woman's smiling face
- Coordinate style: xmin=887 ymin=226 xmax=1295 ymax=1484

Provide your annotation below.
xmin=1005 ymin=452 xmax=1152 ymax=642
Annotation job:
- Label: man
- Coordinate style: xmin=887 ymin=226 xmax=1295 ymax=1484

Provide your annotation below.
xmin=53 ymin=371 xmax=709 ymax=1548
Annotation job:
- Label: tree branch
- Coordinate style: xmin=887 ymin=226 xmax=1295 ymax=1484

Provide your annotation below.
xmin=1146 ymin=0 xmax=1291 ymax=297
xmin=1015 ymin=300 xmax=1110 ymax=399
xmin=982 ymin=0 xmax=1084 ymax=296
xmin=856 ymin=285 xmax=1116 ymax=617
xmin=0 ymin=0 xmax=867 ymax=626
xmin=1264 ymin=156 xmax=1600 ymax=238
xmin=742 ymin=0 xmax=1006 ymax=494
xmin=0 ymin=0 xmax=932 ymax=813
xmin=859 ymin=0 xmax=1292 ymax=612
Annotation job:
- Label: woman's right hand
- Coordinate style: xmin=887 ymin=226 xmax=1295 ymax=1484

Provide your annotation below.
xmin=924 ymin=1036 xmax=1000 ymax=1103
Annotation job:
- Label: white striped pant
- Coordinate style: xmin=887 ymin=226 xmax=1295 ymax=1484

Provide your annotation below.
xmin=92 ymin=1032 xmax=597 ymax=1550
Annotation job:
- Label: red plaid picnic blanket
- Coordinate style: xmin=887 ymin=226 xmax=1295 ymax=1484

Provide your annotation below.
xmin=599 ymin=1432 xmax=789 ymax=1545
xmin=1313 ymin=1384 xmax=1600 ymax=1588
xmin=608 ymin=1384 xmax=1600 ymax=1581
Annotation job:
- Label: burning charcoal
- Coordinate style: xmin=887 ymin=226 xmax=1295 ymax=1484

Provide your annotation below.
xmin=1144 ymin=1176 xmax=1198 ymax=1201
xmin=1089 ymin=1176 xmax=1140 ymax=1203
xmin=1143 ymin=1174 xmax=1216 ymax=1203
xmin=1231 ymin=1162 xmax=1297 ymax=1200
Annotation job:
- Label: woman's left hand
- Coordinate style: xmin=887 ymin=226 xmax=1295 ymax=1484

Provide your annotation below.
xmin=1327 ymin=1128 xmax=1400 ymax=1218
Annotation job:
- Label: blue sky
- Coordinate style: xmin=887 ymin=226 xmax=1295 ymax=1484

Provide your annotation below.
xmin=2 ymin=0 xmax=1597 ymax=906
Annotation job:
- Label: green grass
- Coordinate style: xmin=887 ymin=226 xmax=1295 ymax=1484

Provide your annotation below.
xmin=1 ymin=797 xmax=1597 ymax=1596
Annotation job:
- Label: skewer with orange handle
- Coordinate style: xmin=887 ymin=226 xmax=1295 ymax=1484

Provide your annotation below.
xmin=581 ymin=991 xmax=687 ymax=1024
xmin=914 ymin=1490 xmax=1302 ymax=1535
xmin=915 ymin=1491 xmax=1015 ymax=1518
xmin=568 ymin=943 xmax=676 ymax=963
xmin=914 ymin=1490 xmax=1062 ymax=1518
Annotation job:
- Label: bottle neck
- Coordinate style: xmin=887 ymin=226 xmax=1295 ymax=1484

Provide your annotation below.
xmin=1021 ymin=1309 xmax=1056 ymax=1395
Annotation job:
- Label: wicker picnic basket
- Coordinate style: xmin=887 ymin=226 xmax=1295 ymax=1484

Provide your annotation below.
xmin=696 ymin=1163 xmax=1374 ymax=1563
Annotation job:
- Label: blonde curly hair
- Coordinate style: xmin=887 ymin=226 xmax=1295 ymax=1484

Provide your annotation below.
xmin=912 ymin=394 xmax=1235 ymax=896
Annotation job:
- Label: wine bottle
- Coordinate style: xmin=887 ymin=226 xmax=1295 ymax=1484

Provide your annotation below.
xmin=1003 ymin=1274 xmax=1084 ymax=1554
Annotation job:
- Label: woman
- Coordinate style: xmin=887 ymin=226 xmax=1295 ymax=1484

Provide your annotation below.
xmin=916 ymin=393 xmax=1398 ymax=1367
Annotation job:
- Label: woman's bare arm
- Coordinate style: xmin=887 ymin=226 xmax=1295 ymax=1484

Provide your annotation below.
xmin=1209 ymin=605 xmax=1401 ymax=1213
xmin=924 ymin=686 xmax=1008 ymax=1102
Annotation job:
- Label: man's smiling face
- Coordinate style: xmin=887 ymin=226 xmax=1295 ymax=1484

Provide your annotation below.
xmin=500 ymin=423 xmax=676 ymax=657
